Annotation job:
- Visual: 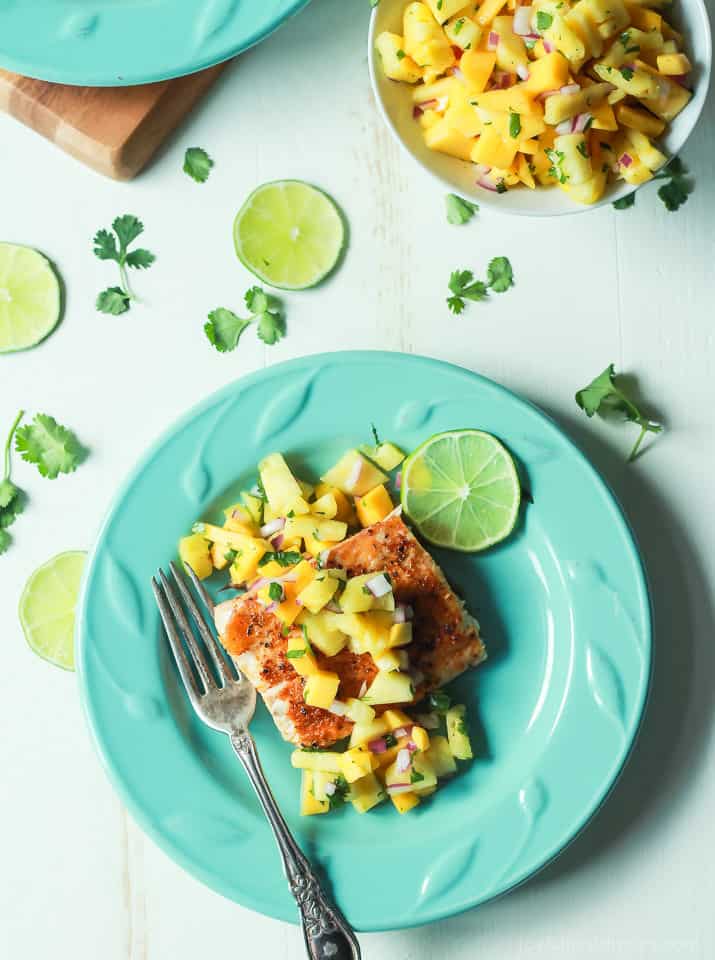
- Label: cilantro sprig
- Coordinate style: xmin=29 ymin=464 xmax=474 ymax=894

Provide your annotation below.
xmin=183 ymin=147 xmax=214 ymax=184
xmin=0 ymin=411 xmax=25 ymax=556
xmin=613 ymin=157 xmax=692 ymax=213
xmin=447 ymin=257 xmax=514 ymax=313
xmin=445 ymin=194 xmax=479 ymax=225
xmin=576 ymin=364 xmax=663 ymax=461
xmin=15 ymin=414 xmax=86 ymax=479
xmin=93 ymin=215 xmax=155 ymax=315
xmin=205 ymin=286 xmax=285 ymax=352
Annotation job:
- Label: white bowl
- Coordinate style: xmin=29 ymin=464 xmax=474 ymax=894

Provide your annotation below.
xmin=368 ymin=0 xmax=711 ymax=216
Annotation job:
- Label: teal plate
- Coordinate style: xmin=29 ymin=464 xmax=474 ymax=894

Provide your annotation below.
xmin=76 ymin=352 xmax=651 ymax=931
xmin=0 ymin=0 xmax=311 ymax=87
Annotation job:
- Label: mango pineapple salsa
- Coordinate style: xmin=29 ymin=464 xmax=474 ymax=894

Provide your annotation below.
xmin=376 ymin=0 xmax=693 ymax=203
xmin=178 ymin=440 xmax=475 ymax=815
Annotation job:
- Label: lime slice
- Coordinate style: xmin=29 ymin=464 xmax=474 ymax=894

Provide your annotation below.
xmin=401 ymin=430 xmax=521 ymax=552
xmin=233 ymin=180 xmax=345 ymax=290
xmin=19 ymin=551 xmax=86 ymax=670
xmin=0 ymin=243 xmax=61 ymax=353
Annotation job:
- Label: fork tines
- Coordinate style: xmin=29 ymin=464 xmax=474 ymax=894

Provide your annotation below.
xmin=152 ymin=562 xmax=235 ymax=698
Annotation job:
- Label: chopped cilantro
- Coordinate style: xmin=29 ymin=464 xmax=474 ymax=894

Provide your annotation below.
xmin=613 ymin=192 xmax=636 ymax=210
xmin=384 ymin=733 xmax=397 ymax=748
xmin=509 ymin=111 xmax=521 ymax=139
xmin=429 ymin=690 xmax=451 ymax=712
xmin=286 ymin=648 xmax=306 ymax=659
xmin=410 ymin=769 xmax=425 ymax=784
xmin=654 ymin=156 xmax=691 ymax=212
xmin=268 ymin=581 xmax=284 ymax=602
xmin=576 ymin=141 xmax=589 ymax=158
xmin=183 ymin=147 xmax=214 ymax=183
xmin=536 ymin=11 xmax=553 ymax=30
xmin=496 ymin=179 xmax=508 ymax=193
xmin=446 ymin=269 xmax=488 ymax=314
xmin=258 ymin=550 xmax=302 ymax=567
xmin=620 ymin=66 xmax=634 ymax=81
xmin=328 ymin=775 xmax=350 ymax=810
xmin=445 ymin=193 xmax=479 ymax=225
xmin=454 ymin=17 xmax=465 ymax=33
xmin=396 ymin=49 xmax=406 ymax=60
xmin=545 ymin=148 xmax=567 ymax=184
xmin=224 ymin=549 xmax=238 ymax=563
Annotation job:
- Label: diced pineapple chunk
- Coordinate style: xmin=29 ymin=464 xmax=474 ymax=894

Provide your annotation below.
xmin=274 ymin=560 xmax=317 ymax=626
xmin=291 ymin=750 xmax=344 ymax=772
xmin=517 ymin=153 xmax=536 ymax=188
xmin=561 ymin=169 xmax=607 ymax=204
xmin=210 ymin=541 xmax=230 ymax=572
xmin=178 ymin=533 xmax=212 ymax=580
xmin=375 ymin=32 xmax=423 ymax=84
xmin=258 ymin=453 xmax=302 ymax=515
xmin=363 ymin=671 xmax=414 ymax=706
xmin=300 ymin=770 xmax=329 ymax=815
xmin=340 ymin=747 xmax=378 ymax=783
xmin=340 ymin=573 xmax=393 ymax=614
xmin=475 ymin=0 xmax=507 ymax=28
xmin=311 ymin=492 xmax=338 ymax=519
xmin=229 ymin=538 xmax=271 ymax=585
xmin=392 ymin=791 xmax=421 ymax=814
xmin=321 ymin=450 xmax=388 ymax=497
xmin=373 ymin=649 xmax=406 ymax=673
xmin=411 ymin=726 xmax=430 ymax=751
xmin=615 ymin=103 xmax=666 ymax=137
xmin=284 ymin=515 xmax=348 ymax=544
xmin=410 ymin=754 xmax=438 ymax=793
xmin=593 ymin=63 xmax=660 ymax=99
xmin=444 ymin=11 xmax=482 ymax=51
xmin=349 ymin=772 xmax=385 ymax=813
xmin=240 ymin=491 xmax=263 ymax=526
xmin=623 ymin=128 xmax=667 ymax=170
xmin=543 ymin=82 xmax=612 ymax=124
xmin=304 ymin=670 xmax=340 ymax=710
xmin=355 ymin=484 xmax=394 ymax=528
xmin=425 ymin=735 xmax=459 ymax=776
xmin=344 ymin=698 xmax=376 ymax=723
xmin=492 ymin=16 xmax=528 ymax=74
xmin=349 ymin=716 xmax=390 ymax=748
xmin=359 ymin=442 xmax=405 ymax=472
xmin=643 ymin=74 xmax=692 ymax=122
xmin=298 ymin=611 xmax=347 ymax=657
xmin=470 ymin=87 xmax=539 ymax=115
xmin=554 ymin=133 xmax=592 ymax=186
xmin=311 ymin=770 xmax=340 ymax=803
xmin=382 ymin=708 xmax=413 ymax=731
xmin=286 ymin=631 xmax=319 ymax=677
xmin=446 ymin=704 xmax=473 ymax=759
xmin=424 ymin=0 xmax=464 ymax=23
xmin=404 ymin=2 xmax=455 ymax=81
xmin=222 ymin=503 xmax=258 ymax=535
xmin=297 ymin=573 xmax=339 ymax=614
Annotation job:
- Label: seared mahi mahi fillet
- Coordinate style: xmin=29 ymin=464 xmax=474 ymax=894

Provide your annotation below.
xmin=214 ymin=514 xmax=485 ymax=748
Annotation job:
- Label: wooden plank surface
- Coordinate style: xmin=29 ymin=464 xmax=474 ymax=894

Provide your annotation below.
xmin=0 ymin=63 xmax=228 ymax=179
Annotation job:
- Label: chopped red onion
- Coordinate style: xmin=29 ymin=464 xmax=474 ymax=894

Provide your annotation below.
xmin=319 ymin=549 xmax=330 ymax=568
xmin=368 ymin=737 xmax=387 ymax=754
xmin=477 ymin=176 xmax=499 ymax=193
xmin=537 ymin=87 xmax=560 ymax=101
xmin=358 ymin=681 xmax=368 ymax=698
xmin=450 ymin=66 xmax=466 ymax=83
xmin=327 ymin=700 xmax=348 ymax=717
xmin=416 ymin=97 xmax=438 ymax=110
xmin=435 ymin=95 xmax=449 ymax=111
xmin=572 ymin=112 xmax=592 ymax=133
xmin=325 ymin=600 xmax=342 ymax=613
xmin=270 ymin=533 xmax=285 ymax=549
xmin=393 ymin=725 xmax=412 ymax=740
xmin=384 ymin=504 xmax=403 ymax=520
xmin=265 ymin=601 xmax=278 ymax=613
xmin=396 ymin=748 xmax=412 ymax=772
xmin=543 ymin=39 xmax=554 ymax=53
xmin=395 ymin=470 xmax=402 ymax=491
xmin=619 ymin=152 xmax=633 ymax=168
xmin=260 ymin=517 xmax=285 ymax=538
xmin=393 ymin=604 xmax=409 ymax=623
xmin=387 ymin=783 xmax=414 ymax=795
xmin=346 ymin=457 xmax=363 ymax=492
xmin=513 ymin=6 xmax=532 ymax=35
xmin=487 ymin=31 xmax=499 ymax=50
xmin=324 ymin=782 xmax=337 ymax=797
xmin=560 ymin=83 xmax=580 ymax=95
xmin=407 ymin=740 xmax=418 ymax=753
xmin=672 ymin=74 xmax=691 ymax=88
xmin=516 ymin=64 xmax=530 ymax=81
xmin=365 ymin=573 xmax=392 ymax=598
xmin=555 ymin=119 xmax=572 ymax=134
xmin=413 ymin=104 xmax=423 ymax=119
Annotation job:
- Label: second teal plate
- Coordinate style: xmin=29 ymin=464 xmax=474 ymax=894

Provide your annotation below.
xmin=76 ymin=352 xmax=651 ymax=931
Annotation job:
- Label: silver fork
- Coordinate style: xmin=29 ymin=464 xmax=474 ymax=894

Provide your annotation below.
xmin=152 ymin=561 xmax=361 ymax=960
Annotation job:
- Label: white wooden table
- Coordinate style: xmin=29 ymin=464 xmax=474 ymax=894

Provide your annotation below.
xmin=2 ymin=2 xmax=714 ymax=957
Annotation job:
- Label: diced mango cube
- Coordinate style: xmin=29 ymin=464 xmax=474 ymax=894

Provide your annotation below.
xmin=304 ymin=670 xmax=340 ymax=710
xmin=382 ymin=708 xmax=413 ymax=731
xmin=297 ymin=573 xmax=339 ymax=614
xmin=424 ymin=117 xmax=476 ymax=160
xmin=388 ymin=622 xmax=414 ymax=648
xmin=286 ymin=631 xmax=319 ymax=677
xmin=523 ymin=52 xmax=570 ymax=94
xmin=355 ymin=484 xmax=394 ymax=528
xmin=475 ymin=0 xmax=507 ymax=28
xmin=471 ymin=127 xmax=519 ymax=169
xmin=392 ymin=791 xmax=421 ymax=814
xmin=614 ymin=103 xmax=665 ymax=137
xmin=459 ymin=50 xmax=496 ymax=92
xmin=412 ymin=726 xmax=430 ymax=751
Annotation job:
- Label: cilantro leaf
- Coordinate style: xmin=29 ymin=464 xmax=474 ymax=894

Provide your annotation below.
xmin=448 ymin=269 xmax=488 ymax=308
xmin=96 ymin=287 xmax=130 ymax=315
xmin=613 ymin=192 xmax=636 ymax=210
xmin=0 ymin=477 xmax=17 ymax=510
xmin=93 ymin=229 xmax=119 ymax=262
xmin=447 ymin=294 xmax=466 ymax=315
xmin=257 ymin=309 xmax=286 ymax=345
xmin=268 ymin=581 xmax=284 ymax=602
xmin=204 ymin=308 xmax=251 ymax=353
xmin=619 ymin=66 xmax=634 ymax=81
xmin=258 ymin=550 xmax=302 ymax=568
xmin=486 ymin=256 xmax=514 ymax=292
xmin=15 ymin=414 xmax=86 ymax=479
xmin=509 ymin=111 xmax=521 ymax=139
xmin=445 ymin=194 xmax=479 ymax=225
xmin=112 ymin=215 xmax=144 ymax=251
xmin=658 ymin=178 xmax=689 ymax=212
xmin=536 ymin=10 xmax=552 ymax=30
xmin=125 ymin=249 xmax=156 ymax=270
xmin=0 ymin=411 xmax=25 ymax=551
xmin=0 ymin=529 xmax=10 ymax=555
xmin=575 ymin=363 xmax=663 ymax=461
xmin=93 ymin=215 xmax=154 ymax=313
xmin=183 ymin=147 xmax=214 ymax=184
xmin=245 ymin=286 xmax=270 ymax=315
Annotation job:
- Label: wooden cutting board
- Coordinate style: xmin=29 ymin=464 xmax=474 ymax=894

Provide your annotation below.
xmin=0 ymin=63 xmax=229 ymax=180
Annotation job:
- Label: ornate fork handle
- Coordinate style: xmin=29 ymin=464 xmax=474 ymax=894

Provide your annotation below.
xmin=231 ymin=732 xmax=361 ymax=960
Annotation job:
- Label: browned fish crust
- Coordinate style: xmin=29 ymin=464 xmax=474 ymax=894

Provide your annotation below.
xmin=219 ymin=514 xmax=485 ymax=747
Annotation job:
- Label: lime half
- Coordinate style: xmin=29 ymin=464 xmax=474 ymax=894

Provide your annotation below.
xmin=401 ymin=430 xmax=521 ymax=552
xmin=0 ymin=243 xmax=61 ymax=353
xmin=19 ymin=551 xmax=86 ymax=670
xmin=233 ymin=180 xmax=345 ymax=290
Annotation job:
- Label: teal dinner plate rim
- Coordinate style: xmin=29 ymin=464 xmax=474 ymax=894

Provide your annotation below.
xmin=76 ymin=350 xmax=652 ymax=931
xmin=0 ymin=0 xmax=312 ymax=87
